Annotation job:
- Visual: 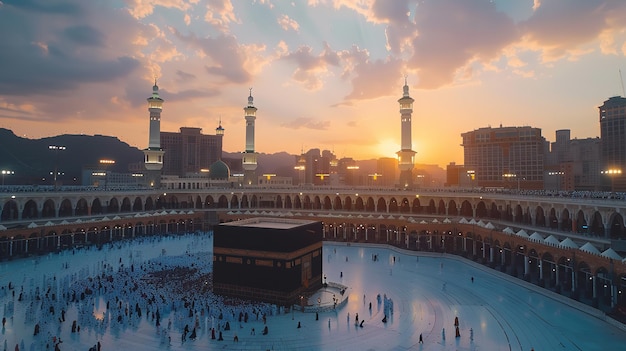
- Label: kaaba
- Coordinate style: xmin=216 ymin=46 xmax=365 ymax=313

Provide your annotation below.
xmin=213 ymin=217 xmax=323 ymax=306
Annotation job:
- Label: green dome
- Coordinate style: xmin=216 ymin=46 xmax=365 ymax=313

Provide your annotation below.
xmin=208 ymin=160 xmax=230 ymax=180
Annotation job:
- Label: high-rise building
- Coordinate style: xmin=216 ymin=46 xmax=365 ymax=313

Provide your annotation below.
xmin=337 ymin=157 xmax=360 ymax=186
xmin=599 ymin=96 xmax=626 ymax=191
xmin=242 ymin=89 xmax=258 ymax=185
xmin=396 ymin=78 xmax=416 ymax=188
xmin=377 ymin=157 xmax=397 ymax=187
xmin=545 ymin=130 xmax=600 ymax=191
xmin=160 ymin=127 xmax=223 ymax=177
xmin=461 ymin=126 xmax=545 ymax=190
xmin=143 ymin=79 xmax=165 ymax=188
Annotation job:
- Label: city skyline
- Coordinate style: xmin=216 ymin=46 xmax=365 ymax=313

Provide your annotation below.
xmin=1 ymin=1 xmax=626 ymax=166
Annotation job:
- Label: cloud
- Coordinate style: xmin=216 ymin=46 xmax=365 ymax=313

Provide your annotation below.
xmin=176 ymin=70 xmax=196 ymax=81
xmin=280 ymin=42 xmax=342 ymax=90
xmin=203 ymin=0 xmax=238 ymax=32
xmin=519 ymin=0 xmax=626 ymax=61
xmin=277 ymin=14 xmax=300 ymax=32
xmin=4 ymin=0 xmax=82 ymax=15
xmin=125 ymin=0 xmax=195 ymax=19
xmin=172 ymin=28 xmax=265 ymax=83
xmin=408 ymin=0 xmax=519 ymax=89
xmin=343 ymin=55 xmax=404 ymax=101
xmin=63 ymin=25 xmax=106 ymax=47
xmin=281 ymin=117 xmax=330 ymax=130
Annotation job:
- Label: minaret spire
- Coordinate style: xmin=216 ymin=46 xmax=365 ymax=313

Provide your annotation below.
xmin=242 ymin=88 xmax=258 ymax=185
xmin=216 ymin=116 xmax=225 ymax=136
xmin=143 ymin=78 xmax=165 ymax=187
xmin=396 ymin=77 xmax=417 ymax=188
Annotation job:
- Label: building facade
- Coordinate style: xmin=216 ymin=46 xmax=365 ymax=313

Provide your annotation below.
xmin=160 ymin=127 xmax=223 ymax=177
xmin=461 ymin=126 xmax=545 ymax=190
xmin=545 ymin=129 xmax=601 ymax=191
xmin=599 ymin=96 xmax=626 ymax=191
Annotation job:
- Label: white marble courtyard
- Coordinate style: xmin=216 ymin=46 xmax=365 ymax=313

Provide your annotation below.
xmin=0 ymin=233 xmax=624 ymax=350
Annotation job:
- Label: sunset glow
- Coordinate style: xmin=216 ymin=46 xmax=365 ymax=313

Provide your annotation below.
xmin=1 ymin=1 xmax=625 ymax=166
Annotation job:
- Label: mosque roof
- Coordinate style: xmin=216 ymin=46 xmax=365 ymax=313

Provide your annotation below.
xmin=209 ymin=160 xmax=230 ymax=180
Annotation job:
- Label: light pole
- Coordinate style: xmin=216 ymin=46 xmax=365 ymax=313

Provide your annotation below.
xmin=99 ymin=159 xmax=116 ymax=191
xmin=48 ymin=145 xmax=66 ymax=190
xmin=1 ymin=170 xmax=14 ymax=186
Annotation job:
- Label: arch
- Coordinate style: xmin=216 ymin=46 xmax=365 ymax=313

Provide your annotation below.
xmin=59 ymin=199 xmax=72 ymax=217
xmin=513 ymin=205 xmax=523 ymax=223
xmin=355 ymin=197 xmax=365 ymax=211
xmin=276 ymin=195 xmax=284 ymax=209
xmin=75 ymin=198 xmax=88 ymax=216
xmin=489 ymin=202 xmax=501 ymax=219
xmin=460 ymin=200 xmax=473 ymax=217
xmin=560 ymin=208 xmax=571 ymax=232
xmin=217 ymin=195 xmax=229 ymax=209
xmin=425 ymin=199 xmax=436 ymax=214
xmin=589 ymin=211 xmax=604 ymax=237
xmin=548 ymin=208 xmax=558 ymax=229
xmin=313 ymin=196 xmax=321 ymax=210
xmin=91 ymin=199 xmax=103 ymax=215
xmin=476 ymin=201 xmax=487 ymax=218
xmin=42 ymin=199 xmax=56 ymax=218
xmin=133 ymin=197 xmax=143 ymax=212
xmin=608 ymin=212 xmax=625 ymax=240
xmin=241 ymin=195 xmax=249 ymax=208
xmin=294 ymin=196 xmax=302 ymax=209
xmin=323 ymin=196 xmax=332 ymax=210
xmin=575 ymin=210 xmax=588 ymax=234
xmin=344 ymin=196 xmax=352 ymax=211
xmin=447 ymin=200 xmax=458 ymax=217
xmin=303 ymin=196 xmax=312 ymax=210
xmin=145 ymin=197 xmax=155 ymax=211
xmin=230 ymin=195 xmax=239 ymax=209
xmin=389 ymin=198 xmax=399 ymax=213
xmin=195 ymin=195 xmax=203 ymax=209
xmin=120 ymin=197 xmax=132 ymax=212
xmin=376 ymin=198 xmax=387 ymax=213
xmin=107 ymin=198 xmax=120 ymax=213
xmin=285 ymin=195 xmax=293 ymax=209
xmin=535 ymin=206 xmax=546 ymax=227
xmin=22 ymin=200 xmax=38 ymax=219
xmin=365 ymin=197 xmax=374 ymax=212
xmin=400 ymin=198 xmax=410 ymax=213
xmin=205 ymin=195 xmax=215 ymax=208
xmin=250 ymin=195 xmax=258 ymax=208
xmin=411 ymin=198 xmax=421 ymax=214
xmin=333 ymin=196 xmax=342 ymax=211
xmin=437 ymin=199 xmax=446 ymax=215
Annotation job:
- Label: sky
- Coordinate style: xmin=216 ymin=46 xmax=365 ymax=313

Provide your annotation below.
xmin=1 ymin=0 xmax=626 ymax=167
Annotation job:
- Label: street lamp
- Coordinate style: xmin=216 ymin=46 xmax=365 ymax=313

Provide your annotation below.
xmin=1 ymin=170 xmax=14 ymax=186
xmin=368 ymin=173 xmax=382 ymax=187
xmin=601 ymin=168 xmax=622 ymax=192
xmin=48 ymin=145 xmax=66 ymax=190
xmin=99 ymin=159 xmax=116 ymax=190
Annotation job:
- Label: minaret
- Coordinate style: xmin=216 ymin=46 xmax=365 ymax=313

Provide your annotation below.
xmin=143 ymin=79 xmax=165 ymax=187
xmin=216 ymin=117 xmax=225 ymax=136
xmin=396 ymin=77 xmax=417 ymax=188
xmin=242 ymin=88 xmax=258 ymax=185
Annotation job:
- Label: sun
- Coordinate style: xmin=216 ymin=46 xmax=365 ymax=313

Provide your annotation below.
xmin=375 ymin=139 xmax=400 ymax=159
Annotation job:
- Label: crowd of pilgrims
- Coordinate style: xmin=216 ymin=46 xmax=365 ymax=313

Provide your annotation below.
xmin=0 ymin=234 xmax=280 ymax=350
